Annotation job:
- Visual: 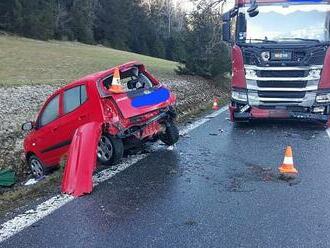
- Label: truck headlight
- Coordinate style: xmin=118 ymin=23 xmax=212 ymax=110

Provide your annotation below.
xmin=316 ymin=93 xmax=330 ymax=103
xmin=308 ymin=69 xmax=322 ymax=79
xmin=245 ymin=69 xmax=257 ymax=79
xmin=232 ymin=90 xmax=248 ymax=102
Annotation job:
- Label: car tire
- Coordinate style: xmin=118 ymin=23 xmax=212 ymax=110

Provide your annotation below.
xmin=97 ymin=134 xmax=124 ymax=166
xmin=160 ymin=121 xmax=180 ymax=146
xmin=28 ymin=155 xmax=47 ymax=178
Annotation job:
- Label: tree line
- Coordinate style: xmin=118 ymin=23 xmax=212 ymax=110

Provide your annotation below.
xmin=0 ymin=0 xmax=230 ymax=79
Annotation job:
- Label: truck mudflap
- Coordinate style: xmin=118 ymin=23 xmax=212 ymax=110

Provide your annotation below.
xmin=233 ymin=107 xmax=329 ymax=123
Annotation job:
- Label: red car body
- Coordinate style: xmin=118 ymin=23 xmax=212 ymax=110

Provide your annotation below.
xmin=23 ymin=62 xmax=178 ymax=171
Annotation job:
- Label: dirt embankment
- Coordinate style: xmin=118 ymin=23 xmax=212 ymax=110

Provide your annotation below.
xmin=0 ymin=76 xmax=229 ymax=179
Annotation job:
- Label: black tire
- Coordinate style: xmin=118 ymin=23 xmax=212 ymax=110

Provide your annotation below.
xmin=28 ymin=155 xmax=47 ymax=178
xmin=160 ymin=121 xmax=180 ymax=146
xmin=97 ymin=134 xmax=124 ymax=166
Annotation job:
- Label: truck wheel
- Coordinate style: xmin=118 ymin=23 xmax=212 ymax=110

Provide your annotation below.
xmin=97 ymin=134 xmax=124 ymax=166
xmin=160 ymin=121 xmax=180 ymax=146
xmin=28 ymin=155 xmax=47 ymax=178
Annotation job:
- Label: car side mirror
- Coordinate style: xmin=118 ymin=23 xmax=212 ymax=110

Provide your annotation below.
xmin=230 ymin=8 xmax=238 ymax=18
xmin=22 ymin=122 xmax=34 ymax=131
xmin=222 ymin=22 xmax=231 ymax=43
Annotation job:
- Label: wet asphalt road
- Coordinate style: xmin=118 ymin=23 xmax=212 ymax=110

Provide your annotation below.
xmin=2 ymin=110 xmax=330 ymax=248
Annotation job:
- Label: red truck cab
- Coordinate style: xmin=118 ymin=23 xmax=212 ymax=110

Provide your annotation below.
xmin=222 ymin=0 xmax=330 ymax=125
xmin=22 ymin=62 xmax=179 ymax=178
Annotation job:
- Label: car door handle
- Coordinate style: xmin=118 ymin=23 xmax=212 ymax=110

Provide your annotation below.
xmin=52 ymin=126 xmax=59 ymax=132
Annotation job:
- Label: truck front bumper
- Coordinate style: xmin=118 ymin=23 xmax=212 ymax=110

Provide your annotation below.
xmin=230 ymin=105 xmax=330 ymax=126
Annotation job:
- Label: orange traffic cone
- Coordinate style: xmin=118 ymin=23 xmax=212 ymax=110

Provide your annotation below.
xmin=212 ymin=97 xmax=220 ymax=110
xmin=279 ymin=146 xmax=298 ymax=175
xmin=109 ymin=67 xmax=124 ymax=93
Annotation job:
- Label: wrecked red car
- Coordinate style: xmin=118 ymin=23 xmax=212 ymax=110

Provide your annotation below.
xmin=22 ymin=62 xmax=179 ymax=178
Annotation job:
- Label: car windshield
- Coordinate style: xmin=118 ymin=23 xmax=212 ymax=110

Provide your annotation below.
xmin=237 ymin=4 xmax=330 ymax=43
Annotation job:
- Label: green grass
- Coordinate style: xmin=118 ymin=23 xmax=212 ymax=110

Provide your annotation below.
xmin=0 ymin=35 xmax=178 ymax=86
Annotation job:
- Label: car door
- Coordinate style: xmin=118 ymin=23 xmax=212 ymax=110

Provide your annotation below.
xmin=57 ymin=84 xmax=90 ymax=148
xmin=33 ymin=94 xmax=64 ymax=166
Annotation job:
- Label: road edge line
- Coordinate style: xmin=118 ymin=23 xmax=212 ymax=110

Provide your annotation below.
xmin=0 ymin=105 xmax=229 ymax=243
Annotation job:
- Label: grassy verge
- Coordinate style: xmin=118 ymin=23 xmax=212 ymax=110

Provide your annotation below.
xmin=0 ymin=35 xmax=178 ymax=86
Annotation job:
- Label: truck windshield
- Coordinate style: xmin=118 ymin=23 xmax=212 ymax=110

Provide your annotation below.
xmin=237 ymin=4 xmax=330 ymax=43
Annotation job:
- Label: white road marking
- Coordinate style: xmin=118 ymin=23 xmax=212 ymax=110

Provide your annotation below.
xmin=0 ymin=105 xmax=229 ymax=243
xmin=179 ymin=106 xmax=228 ymax=136
xmin=327 ymin=128 xmax=330 ymax=139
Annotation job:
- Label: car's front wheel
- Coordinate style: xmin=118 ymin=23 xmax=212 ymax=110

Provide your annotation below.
xmin=97 ymin=134 xmax=124 ymax=166
xmin=28 ymin=155 xmax=47 ymax=178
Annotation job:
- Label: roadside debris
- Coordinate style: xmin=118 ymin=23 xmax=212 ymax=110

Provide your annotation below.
xmin=278 ymin=146 xmax=298 ymax=180
xmin=167 ymin=145 xmax=175 ymax=151
xmin=209 ymin=129 xmax=224 ymax=136
xmin=180 ymin=133 xmax=191 ymax=138
xmin=246 ymin=129 xmax=256 ymax=135
xmin=0 ymin=169 xmax=15 ymax=187
xmin=24 ymin=176 xmax=46 ymax=186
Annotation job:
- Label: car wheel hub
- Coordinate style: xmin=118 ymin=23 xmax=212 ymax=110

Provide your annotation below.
xmin=97 ymin=136 xmax=113 ymax=162
xmin=30 ymin=159 xmax=44 ymax=178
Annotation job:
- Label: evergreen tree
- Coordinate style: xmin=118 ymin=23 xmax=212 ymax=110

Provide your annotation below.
xmin=94 ymin=0 xmax=131 ymax=50
xmin=177 ymin=7 xmax=230 ymax=78
xmin=19 ymin=0 xmax=55 ymax=40
xmin=71 ymin=0 xmax=94 ymax=43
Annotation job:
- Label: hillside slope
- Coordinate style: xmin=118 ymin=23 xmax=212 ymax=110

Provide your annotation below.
xmin=0 ymin=35 xmax=178 ymax=86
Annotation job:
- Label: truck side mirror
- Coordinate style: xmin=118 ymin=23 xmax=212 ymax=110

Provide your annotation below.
xmin=222 ymin=22 xmax=231 ymax=43
xmin=247 ymin=0 xmax=259 ymax=17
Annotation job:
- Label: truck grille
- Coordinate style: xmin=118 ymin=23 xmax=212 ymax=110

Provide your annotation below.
xmin=257 ymin=70 xmax=307 ymax=78
xmin=258 ymin=91 xmax=306 ymax=98
xmin=245 ymin=65 xmax=322 ymax=106
xmin=257 ymin=80 xmax=307 ymax=88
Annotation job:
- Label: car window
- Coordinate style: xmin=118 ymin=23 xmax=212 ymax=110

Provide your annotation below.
xmin=40 ymin=95 xmax=59 ymax=127
xmin=63 ymin=85 xmax=87 ymax=114
xmin=81 ymin=85 xmax=87 ymax=104
xmin=102 ymin=68 xmax=153 ymax=92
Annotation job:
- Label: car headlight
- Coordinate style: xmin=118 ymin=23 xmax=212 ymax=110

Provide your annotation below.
xmin=316 ymin=93 xmax=330 ymax=103
xmin=245 ymin=69 xmax=257 ymax=79
xmin=308 ymin=69 xmax=322 ymax=79
xmin=232 ymin=90 xmax=248 ymax=102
